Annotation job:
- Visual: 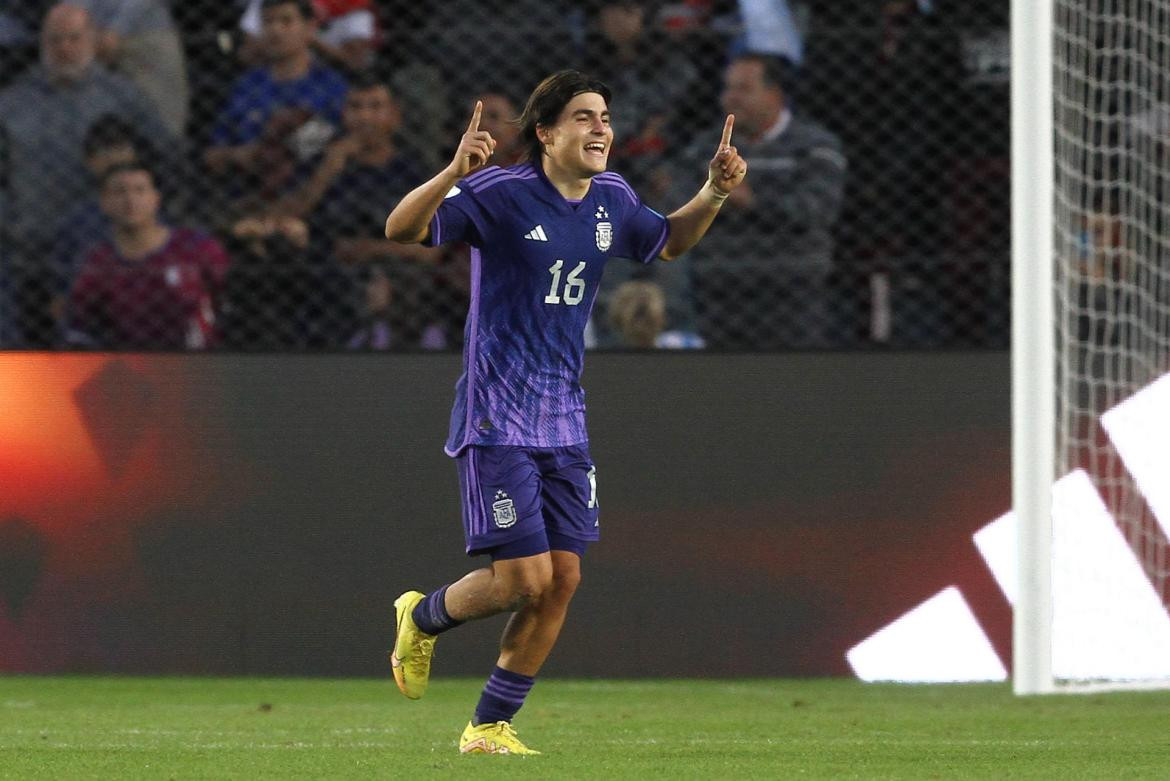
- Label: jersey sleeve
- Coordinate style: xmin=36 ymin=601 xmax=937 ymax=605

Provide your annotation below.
xmin=610 ymin=177 xmax=670 ymax=263
xmin=421 ymin=179 xmax=493 ymax=248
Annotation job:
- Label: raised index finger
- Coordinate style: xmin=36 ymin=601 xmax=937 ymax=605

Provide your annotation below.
xmin=719 ymin=114 xmax=734 ymax=150
xmin=467 ymin=100 xmax=483 ymax=133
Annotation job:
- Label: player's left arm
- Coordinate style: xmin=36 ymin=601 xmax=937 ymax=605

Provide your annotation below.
xmin=658 ymin=115 xmax=746 ymax=261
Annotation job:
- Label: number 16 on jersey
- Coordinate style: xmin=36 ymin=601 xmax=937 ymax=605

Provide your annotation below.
xmin=545 ymin=260 xmax=587 ymax=306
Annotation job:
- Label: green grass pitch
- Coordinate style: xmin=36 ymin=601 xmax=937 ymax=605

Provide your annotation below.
xmin=1 ymin=677 xmax=1168 ymax=779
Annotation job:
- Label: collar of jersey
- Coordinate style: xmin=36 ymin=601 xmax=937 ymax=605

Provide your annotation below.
xmin=532 ymin=159 xmax=594 ymax=215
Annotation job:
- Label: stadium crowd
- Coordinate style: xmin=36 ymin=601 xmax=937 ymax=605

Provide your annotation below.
xmin=0 ymin=0 xmax=1011 ymax=351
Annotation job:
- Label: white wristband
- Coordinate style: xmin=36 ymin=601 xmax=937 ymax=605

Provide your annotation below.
xmin=705 ymin=183 xmax=730 ymax=205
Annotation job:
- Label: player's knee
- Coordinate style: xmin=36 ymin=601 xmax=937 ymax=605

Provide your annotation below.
xmin=510 ymin=569 xmax=554 ymax=608
xmin=551 ymin=566 xmax=581 ymax=600
xmin=496 ymin=558 xmax=554 ymax=609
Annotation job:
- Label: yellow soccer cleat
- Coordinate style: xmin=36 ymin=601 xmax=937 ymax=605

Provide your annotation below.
xmin=389 ymin=590 xmax=435 ymax=700
xmin=459 ymin=720 xmax=541 ymax=755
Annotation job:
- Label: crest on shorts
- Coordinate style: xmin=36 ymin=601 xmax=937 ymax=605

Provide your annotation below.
xmin=595 ymin=221 xmax=613 ymax=252
xmin=492 ymin=490 xmax=517 ymax=528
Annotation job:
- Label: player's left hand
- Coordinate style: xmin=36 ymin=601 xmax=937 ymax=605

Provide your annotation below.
xmin=707 ymin=115 xmax=747 ymax=195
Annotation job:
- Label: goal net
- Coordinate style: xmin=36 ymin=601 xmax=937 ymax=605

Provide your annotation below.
xmin=1015 ymin=0 xmax=1170 ymax=693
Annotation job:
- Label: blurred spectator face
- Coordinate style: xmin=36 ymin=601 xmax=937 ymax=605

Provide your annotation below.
xmin=261 ymin=1 xmax=317 ymax=62
xmin=343 ymin=84 xmax=400 ymax=142
xmin=600 ymin=3 xmax=644 ymax=47
xmin=477 ymin=93 xmax=520 ymax=154
xmin=100 ymin=169 xmax=161 ymax=231
xmin=41 ymin=4 xmax=97 ymax=83
xmin=721 ymin=59 xmax=784 ymax=139
xmin=608 ymin=280 xmax=666 ymax=348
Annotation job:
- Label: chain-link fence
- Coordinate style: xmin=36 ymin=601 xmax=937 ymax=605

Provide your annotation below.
xmin=0 ymin=0 xmax=1010 ymax=351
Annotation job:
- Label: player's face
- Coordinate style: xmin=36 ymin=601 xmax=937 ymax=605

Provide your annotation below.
xmin=100 ymin=171 xmax=161 ymax=230
xmin=41 ymin=6 xmax=96 ymax=82
xmin=541 ymin=92 xmax=613 ymax=178
xmin=721 ymin=60 xmax=783 ymax=138
xmin=343 ymin=86 xmax=400 ymax=140
xmin=261 ymin=4 xmax=316 ymax=61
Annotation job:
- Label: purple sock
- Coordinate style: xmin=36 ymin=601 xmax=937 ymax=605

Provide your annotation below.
xmin=473 ymin=666 xmax=535 ymax=726
xmin=411 ymin=584 xmax=463 ymax=635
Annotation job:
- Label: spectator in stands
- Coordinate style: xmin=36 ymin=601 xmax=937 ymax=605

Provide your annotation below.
xmin=281 ymin=73 xmax=419 ymax=222
xmin=70 ymin=0 xmax=189 ymax=136
xmin=67 ymin=162 xmax=230 ymax=349
xmin=607 ymin=279 xmax=665 ymax=349
xmin=206 ymin=0 xmax=348 ymax=350
xmin=204 ymin=0 xmax=347 ymax=182
xmin=606 ymin=279 xmax=705 ymax=349
xmin=583 ymin=1 xmax=697 ymax=190
xmin=0 ymin=2 xmax=177 ymax=345
xmin=664 ymin=53 xmax=846 ymax=349
xmin=49 ymin=116 xmax=157 ymax=337
xmin=0 ymin=2 xmax=176 ymax=253
xmin=281 ymin=71 xmax=437 ymax=346
xmin=239 ymin=0 xmax=378 ymax=73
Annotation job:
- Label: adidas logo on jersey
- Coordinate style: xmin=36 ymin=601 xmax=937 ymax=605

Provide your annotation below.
xmin=524 ymin=225 xmax=549 ymax=241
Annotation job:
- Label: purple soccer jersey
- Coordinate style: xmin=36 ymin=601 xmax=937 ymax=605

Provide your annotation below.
xmin=425 ymin=161 xmax=669 ymax=455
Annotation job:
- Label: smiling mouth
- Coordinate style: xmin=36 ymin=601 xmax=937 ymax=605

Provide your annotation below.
xmin=584 ymin=143 xmax=607 ymax=156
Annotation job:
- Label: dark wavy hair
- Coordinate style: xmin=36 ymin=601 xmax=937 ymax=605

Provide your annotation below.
xmin=517 ymin=70 xmax=612 ymax=163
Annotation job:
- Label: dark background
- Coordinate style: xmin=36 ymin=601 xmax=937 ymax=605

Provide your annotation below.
xmin=0 ymin=353 xmax=1011 ymax=676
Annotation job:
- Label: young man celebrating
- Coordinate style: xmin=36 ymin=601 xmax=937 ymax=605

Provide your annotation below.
xmin=383 ymin=70 xmax=746 ymax=755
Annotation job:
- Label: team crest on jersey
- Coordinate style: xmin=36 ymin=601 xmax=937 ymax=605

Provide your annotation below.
xmin=492 ymin=490 xmax=517 ymax=528
xmin=595 ymin=222 xmax=613 ymax=251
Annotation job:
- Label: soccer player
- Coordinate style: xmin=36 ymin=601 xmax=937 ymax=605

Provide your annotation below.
xmin=383 ymin=70 xmax=746 ymax=755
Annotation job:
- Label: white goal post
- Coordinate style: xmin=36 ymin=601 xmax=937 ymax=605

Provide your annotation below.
xmin=1012 ymin=0 xmax=1170 ymax=694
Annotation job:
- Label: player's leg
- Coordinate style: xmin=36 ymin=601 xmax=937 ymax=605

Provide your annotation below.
xmin=460 ymin=448 xmax=598 ymax=754
xmin=494 ymin=548 xmax=581 ymax=674
xmin=442 ymin=544 xmax=554 ymax=620
xmin=458 ymin=542 xmax=562 ymax=756
xmin=391 ymin=446 xmax=549 ymax=700
xmin=459 ymin=548 xmax=585 ymax=755
xmin=490 ymin=445 xmax=598 ymax=675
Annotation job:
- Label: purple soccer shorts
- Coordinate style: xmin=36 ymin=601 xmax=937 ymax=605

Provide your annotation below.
xmin=455 ymin=444 xmax=599 ymax=559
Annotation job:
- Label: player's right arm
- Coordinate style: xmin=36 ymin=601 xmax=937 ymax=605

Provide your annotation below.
xmin=384 ymin=101 xmax=496 ymax=244
xmin=659 ymin=115 xmax=747 ymax=260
